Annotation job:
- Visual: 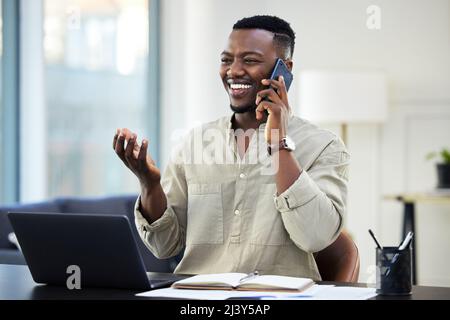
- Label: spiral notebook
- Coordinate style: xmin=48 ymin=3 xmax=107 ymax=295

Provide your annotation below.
xmin=172 ymin=272 xmax=314 ymax=292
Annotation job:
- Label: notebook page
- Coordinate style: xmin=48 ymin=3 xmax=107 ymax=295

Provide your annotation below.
xmin=173 ymin=273 xmax=246 ymax=288
xmin=241 ymin=275 xmax=314 ymax=290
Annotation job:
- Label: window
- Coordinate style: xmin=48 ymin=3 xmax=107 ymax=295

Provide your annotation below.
xmin=0 ymin=0 xmax=18 ymax=204
xmin=44 ymin=0 xmax=150 ymax=197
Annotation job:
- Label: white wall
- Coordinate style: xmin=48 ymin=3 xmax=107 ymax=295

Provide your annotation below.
xmin=160 ymin=0 xmax=450 ymax=285
xmin=379 ymin=104 xmax=450 ymax=286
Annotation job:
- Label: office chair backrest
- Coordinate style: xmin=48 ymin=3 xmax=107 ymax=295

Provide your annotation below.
xmin=314 ymin=230 xmax=360 ymax=283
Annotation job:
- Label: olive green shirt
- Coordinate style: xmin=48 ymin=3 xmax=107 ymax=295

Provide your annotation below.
xmin=134 ymin=115 xmax=349 ymax=280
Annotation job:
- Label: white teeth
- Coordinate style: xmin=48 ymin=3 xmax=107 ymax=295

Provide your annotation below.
xmin=230 ymin=83 xmax=252 ymax=90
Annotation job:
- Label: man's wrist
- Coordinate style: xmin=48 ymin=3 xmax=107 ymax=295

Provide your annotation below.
xmin=267 ymin=136 xmax=295 ymax=155
xmin=140 ymin=183 xmax=160 ymax=198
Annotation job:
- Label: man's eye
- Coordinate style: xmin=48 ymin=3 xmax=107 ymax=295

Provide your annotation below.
xmin=221 ymin=58 xmax=232 ymax=64
xmin=244 ymin=59 xmax=259 ymax=64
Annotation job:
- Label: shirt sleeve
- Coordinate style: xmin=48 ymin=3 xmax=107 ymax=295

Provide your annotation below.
xmin=274 ymin=138 xmax=350 ymax=253
xmin=134 ymin=150 xmax=187 ymax=259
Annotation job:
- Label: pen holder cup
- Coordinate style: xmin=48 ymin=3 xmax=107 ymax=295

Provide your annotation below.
xmin=376 ymin=246 xmax=412 ymax=296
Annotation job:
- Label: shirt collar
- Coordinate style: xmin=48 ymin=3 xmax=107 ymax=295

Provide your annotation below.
xmin=227 ymin=111 xmax=294 ymax=132
xmin=227 ymin=113 xmax=267 ymax=132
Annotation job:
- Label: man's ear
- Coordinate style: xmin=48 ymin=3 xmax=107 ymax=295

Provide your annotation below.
xmin=285 ymin=59 xmax=293 ymax=72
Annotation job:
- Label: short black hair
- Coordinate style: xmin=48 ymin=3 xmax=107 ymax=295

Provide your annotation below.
xmin=233 ymin=15 xmax=296 ymax=59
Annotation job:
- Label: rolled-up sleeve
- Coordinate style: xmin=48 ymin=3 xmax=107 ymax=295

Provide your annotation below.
xmin=134 ymin=152 xmax=187 ymax=259
xmin=275 ymin=139 xmax=350 ymax=253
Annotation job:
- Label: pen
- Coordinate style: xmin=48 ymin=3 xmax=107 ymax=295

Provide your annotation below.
xmin=391 ymin=232 xmax=414 ymax=264
xmin=398 ymin=231 xmax=414 ymax=251
xmin=386 ymin=232 xmax=414 ymax=276
xmin=369 ymin=229 xmax=390 ymax=263
xmin=368 ymin=229 xmax=383 ymax=251
xmin=239 ymin=271 xmax=259 ymax=284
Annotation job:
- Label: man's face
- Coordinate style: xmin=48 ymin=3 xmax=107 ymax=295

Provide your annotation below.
xmin=220 ymin=29 xmax=278 ymax=112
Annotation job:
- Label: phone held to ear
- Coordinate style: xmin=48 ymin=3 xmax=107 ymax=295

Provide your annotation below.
xmin=261 ymin=59 xmax=293 ymax=115
xmin=268 ymin=58 xmax=293 ymax=91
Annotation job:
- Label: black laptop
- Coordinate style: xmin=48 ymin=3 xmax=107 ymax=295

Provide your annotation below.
xmin=7 ymin=212 xmax=184 ymax=290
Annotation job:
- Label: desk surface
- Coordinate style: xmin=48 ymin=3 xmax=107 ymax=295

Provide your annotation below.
xmin=384 ymin=192 xmax=450 ymax=204
xmin=1 ymin=264 xmax=450 ymax=300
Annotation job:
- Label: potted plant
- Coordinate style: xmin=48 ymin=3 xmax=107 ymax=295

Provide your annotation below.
xmin=426 ymin=148 xmax=450 ymax=188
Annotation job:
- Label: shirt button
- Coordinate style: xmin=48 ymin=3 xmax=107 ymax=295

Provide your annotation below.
xmin=234 ymin=209 xmax=240 ymax=215
xmin=239 ymin=173 xmax=246 ymax=179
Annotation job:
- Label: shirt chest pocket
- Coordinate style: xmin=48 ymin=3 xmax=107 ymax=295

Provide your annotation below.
xmin=187 ymin=183 xmax=224 ymax=245
xmin=250 ymin=184 xmax=287 ymax=246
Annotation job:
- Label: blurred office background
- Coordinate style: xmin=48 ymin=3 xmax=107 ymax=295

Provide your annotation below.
xmin=0 ymin=0 xmax=449 ymax=286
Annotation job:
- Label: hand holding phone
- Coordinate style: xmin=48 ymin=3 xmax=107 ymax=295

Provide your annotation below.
xmin=268 ymin=58 xmax=293 ymax=91
xmin=255 ymin=59 xmax=293 ymax=142
xmin=259 ymin=58 xmax=293 ymax=114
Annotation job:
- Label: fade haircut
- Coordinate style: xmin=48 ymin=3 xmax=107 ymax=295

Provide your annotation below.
xmin=232 ymin=15 xmax=296 ymax=59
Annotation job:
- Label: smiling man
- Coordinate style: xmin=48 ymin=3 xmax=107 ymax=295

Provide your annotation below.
xmin=113 ymin=15 xmax=350 ymax=280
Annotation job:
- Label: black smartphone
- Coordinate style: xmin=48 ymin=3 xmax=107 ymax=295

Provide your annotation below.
xmin=268 ymin=58 xmax=293 ymax=91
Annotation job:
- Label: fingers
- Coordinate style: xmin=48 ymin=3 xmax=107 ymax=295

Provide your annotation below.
xmin=124 ymin=133 xmax=137 ymax=161
xmin=278 ymin=76 xmax=291 ymax=114
xmin=261 ymin=76 xmax=284 ymax=90
xmin=115 ymin=128 xmax=138 ymax=163
xmin=261 ymin=76 xmax=288 ymax=102
xmin=112 ymin=128 xmax=119 ymax=150
xmin=261 ymin=78 xmax=279 ymax=89
xmin=114 ymin=130 xmax=127 ymax=162
xmin=259 ymin=76 xmax=291 ymax=117
xmin=255 ymin=88 xmax=281 ymax=105
xmin=140 ymin=140 xmax=156 ymax=166
xmin=255 ymin=100 xmax=276 ymax=120
xmin=115 ymin=128 xmax=154 ymax=170
xmin=133 ymin=140 xmax=140 ymax=152
xmin=121 ymin=128 xmax=134 ymax=142
xmin=138 ymin=139 xmax=148 ymax=162
xmin=277 ymin=76 xmax=288 ymax=102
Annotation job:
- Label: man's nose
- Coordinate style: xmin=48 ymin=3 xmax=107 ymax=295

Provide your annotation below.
xmin=226 ymin=61 xmax=245 ymax=78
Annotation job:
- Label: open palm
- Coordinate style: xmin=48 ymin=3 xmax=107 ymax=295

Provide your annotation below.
xmin=113 ymin=128 xmax=161 ymax=190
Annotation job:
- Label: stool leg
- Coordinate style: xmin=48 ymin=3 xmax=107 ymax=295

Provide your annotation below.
xmin=403 ymin=202 xmax=417 ymax=285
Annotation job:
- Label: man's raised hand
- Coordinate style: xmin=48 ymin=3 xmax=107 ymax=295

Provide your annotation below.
xmin=113 ymin=128 xmax=161 ymax=191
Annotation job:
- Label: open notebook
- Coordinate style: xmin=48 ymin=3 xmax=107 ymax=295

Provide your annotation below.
xmin=172 ymin=273 xmax=314 ymax=292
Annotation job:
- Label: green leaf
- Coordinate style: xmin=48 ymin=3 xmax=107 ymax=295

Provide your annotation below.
xmin=441 ymin=149 xmax=450 ymax=164
xmin=425 ymin=149 xmax=450 ymax=164
xmin=425 ymin=151 xmax=437 ymax=161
